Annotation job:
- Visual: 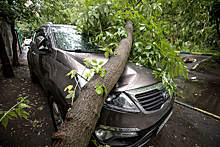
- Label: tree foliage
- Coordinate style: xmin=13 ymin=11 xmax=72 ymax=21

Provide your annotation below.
xmin=0 ymin=0 xmax=70 ymax=42
xmin=161 ymin=0 xmax=219 ymax=50
xmin=16 ymin=22 xmax=35 ymax=39
xmin=0 ymin=0 xmax=68 ymax=24
xmin=76 ymin=0 xmax=189 ymax=95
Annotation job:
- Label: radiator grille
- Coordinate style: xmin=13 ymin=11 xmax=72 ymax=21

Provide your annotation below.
xmin=135 ymin=88 xmax=167 ymax=111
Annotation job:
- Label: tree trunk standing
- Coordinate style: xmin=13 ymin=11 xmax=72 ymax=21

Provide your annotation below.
xmin=0 ymin=33 xmax=15 ymax=78
xmin=11 ymin=21 xmax=20 ymax=67
xmin=16 ymin=32 xmax=22 ymax=54
xmin=51 ymin=20 xmax=134 ymax=147
xmin=215 ymin=17 xmax=220 ymax=41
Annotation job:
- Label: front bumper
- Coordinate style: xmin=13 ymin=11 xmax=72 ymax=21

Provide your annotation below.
xmin=92 ymin=104 xmax=174 ymax=146
xmin=92 ymin=93 xmax=174 ymax=147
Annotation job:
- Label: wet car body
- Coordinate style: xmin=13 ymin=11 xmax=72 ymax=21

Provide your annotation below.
xmin=27 ymin=22 xmax=174 ymax=147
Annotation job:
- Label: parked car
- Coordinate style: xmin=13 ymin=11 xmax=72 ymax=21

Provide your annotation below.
xmin=27 ymin=22 xmax=174 ymax=147
xmin=24 ymin=39 xmax=32 ymax=46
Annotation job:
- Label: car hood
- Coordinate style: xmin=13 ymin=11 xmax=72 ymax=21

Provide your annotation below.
xmin=56 ymin=50 xmax=159 ymax=92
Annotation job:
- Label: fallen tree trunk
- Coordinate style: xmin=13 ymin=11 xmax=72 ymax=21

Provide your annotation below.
xmin=51 ymin=20 xmax=133 ymax=147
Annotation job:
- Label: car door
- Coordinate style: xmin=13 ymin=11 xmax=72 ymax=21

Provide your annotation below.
xmin=31 ymin=27 xmax=48 ymax=84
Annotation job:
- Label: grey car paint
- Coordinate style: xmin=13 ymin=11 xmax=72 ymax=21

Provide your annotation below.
xmin=27 ymin=22 xmax=174 ymax=147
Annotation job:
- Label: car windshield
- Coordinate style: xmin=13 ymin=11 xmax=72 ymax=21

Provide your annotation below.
xmin=52 ymin=26 xmax=98 ymax=52
xmin=25 ymin=39 xmax=31 ymax=41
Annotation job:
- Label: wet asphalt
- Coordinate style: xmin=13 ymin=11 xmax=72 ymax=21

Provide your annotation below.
xmin=176 ymin=53 xmax=220 ymax=117
xmin=0 ymin=47 xmax=219 ymax=147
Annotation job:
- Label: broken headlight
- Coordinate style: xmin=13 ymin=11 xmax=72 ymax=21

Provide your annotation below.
xmin=104 ymin=93 xmax=140 ymax=113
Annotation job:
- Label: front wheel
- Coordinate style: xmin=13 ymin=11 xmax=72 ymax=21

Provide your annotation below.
xmin=49 ymin=95 xmax=64 ymax=131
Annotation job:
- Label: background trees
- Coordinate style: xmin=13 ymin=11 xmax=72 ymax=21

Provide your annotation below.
xmin=0 ymin=0 xmax=69 ymax=78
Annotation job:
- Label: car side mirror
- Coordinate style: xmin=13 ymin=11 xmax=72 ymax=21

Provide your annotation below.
xmin=36 ymin=36 xmax=48 ymax=51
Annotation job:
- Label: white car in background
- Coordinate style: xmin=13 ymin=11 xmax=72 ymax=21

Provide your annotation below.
xmin=24 ymin=39 xmax=32 ymax=46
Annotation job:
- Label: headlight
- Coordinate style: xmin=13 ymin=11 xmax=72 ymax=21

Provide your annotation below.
xmin=104 ymin=93 xmax=140 ymax=113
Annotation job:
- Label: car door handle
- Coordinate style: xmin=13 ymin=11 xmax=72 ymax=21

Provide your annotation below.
xmin=32 ymin=51 xmax=36 ymax=55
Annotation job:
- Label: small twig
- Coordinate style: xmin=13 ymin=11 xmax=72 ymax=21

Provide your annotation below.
xmin=98 ymin=17 xmax=108 ymax=50
xmin=0 ymin=96 xmax=28 ymax=122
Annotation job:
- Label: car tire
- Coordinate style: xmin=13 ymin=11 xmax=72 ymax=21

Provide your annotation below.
xmin=49 ymin=95 xmax=64 ymax=131
xmin=29 ymin=64 xmax=38 ymax=83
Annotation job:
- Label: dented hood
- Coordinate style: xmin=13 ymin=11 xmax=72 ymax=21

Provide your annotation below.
xmin=56 ymin=50 xmax=159 ymax=92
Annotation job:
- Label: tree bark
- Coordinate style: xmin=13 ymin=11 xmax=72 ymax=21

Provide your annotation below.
xmin=11 ymin=21 xmax=20 ymax=67
xmin=0 ymin=33 xmax=15 ymax=78
xmin=215 ymin=17 xmax=220 ymax=41
xmin=17 ymin=32 xmax=22 ymax=54
xmin=51 ymin=20 xmax=133 ymax=147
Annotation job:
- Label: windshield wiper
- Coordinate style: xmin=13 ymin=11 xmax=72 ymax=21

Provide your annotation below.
xmin=66 ymin=49 xmax=105 ymax=53
xmin=65 ymin=49 xmax=90 ymax=53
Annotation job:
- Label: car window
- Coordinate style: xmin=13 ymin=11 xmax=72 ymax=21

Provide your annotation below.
xmin=52 ymin=26 xmax=98 ymax=52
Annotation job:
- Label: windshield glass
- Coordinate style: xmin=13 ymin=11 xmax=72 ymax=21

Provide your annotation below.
xmin=52 ymin=26 xmax=98 ymax=52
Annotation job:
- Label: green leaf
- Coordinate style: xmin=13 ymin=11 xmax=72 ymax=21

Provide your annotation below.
xmin=67 ymin=70 xmax=77 ymax=79
xmin=1 ymin=117 xmax=8 ymax=128
xmin=64 ymin=85 xmax=73 ymax=91
xmin=101 ymin=69 xmax=106 ymax=77
xmin=95 ymin=82 xmax=99 ymax=87
xmin=18 ymin=103 xmax=30 ymax=109
xmin=105 ymin=52 xmax=109 ymax=58
xmin=95 ymin=68 xmax=99 ymax=73
xmin=66 ymin=91 xmax=75 ymax=99
xmin=140 ymin=26 xmax=145 ymax=30
xmin=98 ymin=61 xmax=104 ymax=65
xmin=134 ymin=42 xmax=144 ymax=48
xmin=91 ymin=140 xmax=98 ymax=146
xmin=109 ymin=43 xmax=119 ymax=50
xmin=93 ymin=65 xmax=98 ymax=69
xmin=23 ymin=114 xmax=28 ymax=120
xmin=92 ymin=58 xmax=97 ymax=64
xmin=8 ymin=111 xmax=17 ymax=118
xmin=6 ymin=114 xmax=12 ymax=120
xmin=95 ymin=87 xmax=103 ymax=95
xmin=21 ymin=110 xmax=29 ymax=116
xmin=67 ymin=108 xmax=71 ymax=112
xmin=145 ymin=44 xmax=152 ymax=49
xmin=88 ymin=0 xmax=93 ymax=6
xmin=183 ymin=70 xmax=188 ymax=79
xmin=103 ymin=84 xmax=108 ymax=96
xmin=84 ymin=0 xmax=89 ymax=7
xmin=85 ymin=73 xmax=90 ymax=79
xmin=16 ymin=109 xmax=21 ymax=117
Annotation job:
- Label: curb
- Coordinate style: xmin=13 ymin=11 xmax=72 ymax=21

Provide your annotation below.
xmin=175 ymin=51 xmax=213 ymax=70
xmin=175 ymin=100 xmax=220 ymax=120
xmin=175 ymin=51 xmax=213 ymax=56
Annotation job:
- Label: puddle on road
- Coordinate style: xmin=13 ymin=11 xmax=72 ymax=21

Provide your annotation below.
xmin=175 ymin=77 xmax=220 ymax=116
